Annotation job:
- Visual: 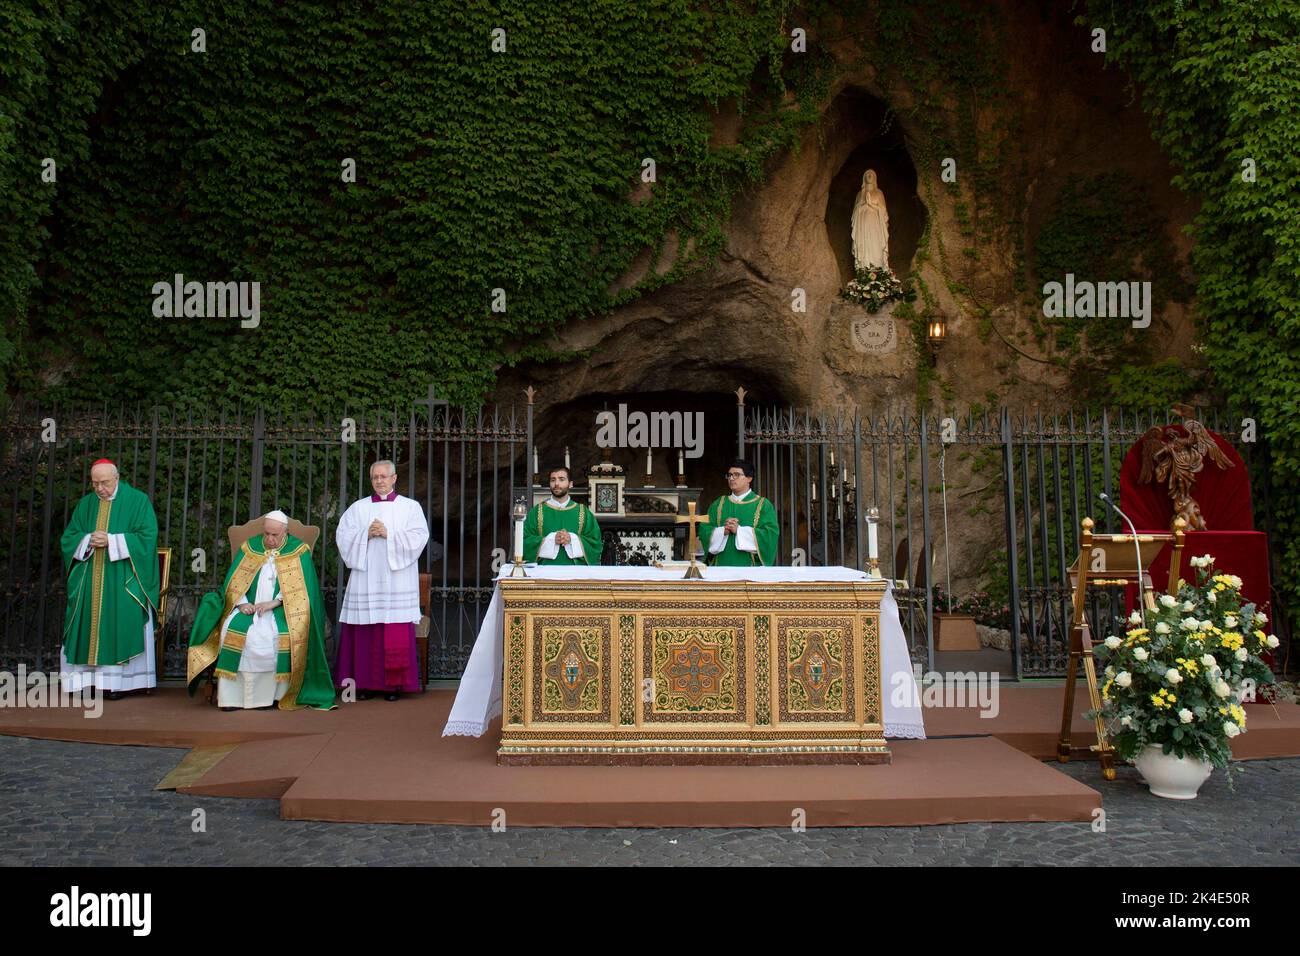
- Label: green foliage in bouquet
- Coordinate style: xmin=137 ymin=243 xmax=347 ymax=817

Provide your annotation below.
xmin=840 ymin=265 xmax=916 ymax=314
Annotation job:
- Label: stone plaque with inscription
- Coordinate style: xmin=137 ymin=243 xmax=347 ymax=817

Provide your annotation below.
xmin=850 ymin=313 xmax=897 ymax=354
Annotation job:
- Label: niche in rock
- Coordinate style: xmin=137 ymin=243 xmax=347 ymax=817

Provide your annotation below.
xmin=824 ymin=89 xmax=927 ymax=285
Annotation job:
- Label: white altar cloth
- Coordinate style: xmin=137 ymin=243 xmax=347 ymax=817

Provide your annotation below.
xmin=442 ymin=566 xmax=925 ymax=739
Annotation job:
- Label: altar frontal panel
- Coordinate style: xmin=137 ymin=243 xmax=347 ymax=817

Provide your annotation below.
xmin=497 ymin=579 xmax=890 ymax=765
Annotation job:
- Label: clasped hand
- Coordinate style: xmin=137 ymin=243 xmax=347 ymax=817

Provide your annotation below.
xmin=239 ymin=601 xmax=277 ymax=615
xmin=555 ymin=529 xmax=571 ymax=546
xmin=723 ymin=517 xmax=740 ymax=535
xmin=89 ymin=531 xmax=110 ymax=548
xmin=367 ymin=519 xmax=388 ymax=539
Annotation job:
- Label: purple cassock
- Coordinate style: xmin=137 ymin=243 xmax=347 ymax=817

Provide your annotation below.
xmin=335 ymin=489 xmax=422 ymax=693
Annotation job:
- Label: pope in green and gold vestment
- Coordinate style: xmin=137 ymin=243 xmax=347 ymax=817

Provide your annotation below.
xmin=187 ymin=513 xmax=335 ymax=710
xmin=523 ymin=466 xmax=603 ymax=566
xmin=697 ymin=459 xmax=779 ymax=566
xmin=59 ymin=461 xmax=161 ymax=692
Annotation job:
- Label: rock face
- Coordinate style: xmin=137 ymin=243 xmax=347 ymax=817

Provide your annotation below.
xmin=494 ymin=5 xmax=1197 ymax=593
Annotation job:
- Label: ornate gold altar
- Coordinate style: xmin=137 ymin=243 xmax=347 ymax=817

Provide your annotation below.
xmin=497 ymin=577 xmax=891 ymax=765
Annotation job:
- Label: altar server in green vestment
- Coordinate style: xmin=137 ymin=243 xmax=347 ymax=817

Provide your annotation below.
xmin=186 ymin=511 xmax=335 ymax=710
xmin=59 ymin=458 xmax=161 ymax=699
xmin=697 ymin=458 xmax=780 ymax=566
xmin=523 ymin=466 xmax=603 ymax=566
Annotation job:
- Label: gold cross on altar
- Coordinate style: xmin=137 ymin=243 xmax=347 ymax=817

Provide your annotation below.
xmin=676 ymin=501 xmax=707 ymax=579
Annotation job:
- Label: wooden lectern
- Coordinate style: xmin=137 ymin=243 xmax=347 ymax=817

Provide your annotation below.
xmin=1058 ymin=516 xmax=1186 ymax=779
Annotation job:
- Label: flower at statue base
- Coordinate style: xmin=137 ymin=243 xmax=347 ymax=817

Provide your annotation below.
xmin=1087 ymin=556 xmax=1274 ymax=774
xmin=840 ymin=265 xmax=915 ymax=314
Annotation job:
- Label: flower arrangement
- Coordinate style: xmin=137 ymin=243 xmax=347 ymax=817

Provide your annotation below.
xmin=1089 ymin=556 xmax=1277 ymax=770
xmin=840 ymin=265 xmax=915 ymax=313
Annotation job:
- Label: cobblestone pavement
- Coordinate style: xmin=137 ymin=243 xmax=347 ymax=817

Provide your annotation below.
xmin=1 ymin=735 xmax=1296 ymax=866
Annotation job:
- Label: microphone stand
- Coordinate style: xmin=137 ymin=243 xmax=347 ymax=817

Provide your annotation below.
xmin=1100 ymin=493 xmax=1146 ymax=628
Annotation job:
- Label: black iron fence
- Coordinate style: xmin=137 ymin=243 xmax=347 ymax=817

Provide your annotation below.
xmin=0 ymin=395 xmax=530 ymax=681
xmin=740 ymin=400 xmax=1272 ymax=677
xmin=1 ymin=393 xmax=1272 ymax=681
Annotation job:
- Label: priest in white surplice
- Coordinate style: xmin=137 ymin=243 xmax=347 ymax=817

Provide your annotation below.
xmin=335 ymin=459 xmax=429 ymax=701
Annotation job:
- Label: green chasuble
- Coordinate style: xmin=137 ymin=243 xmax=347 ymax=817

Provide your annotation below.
xmin=59 ymin=481 xmax=160 ymax=666
xmin=523 ymin=498 xmax=603 ymax=566
xmin=697 ymin=490 xmax=780 ymax=567
xmin=186 ymin=533 xmax=336 ymax=710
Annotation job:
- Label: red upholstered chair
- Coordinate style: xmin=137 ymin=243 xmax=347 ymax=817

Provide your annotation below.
xmin=1118 ymin=425 xmax=1273 ymax=644
xmin=1118 ymin=425 xmax=1253 ymax=532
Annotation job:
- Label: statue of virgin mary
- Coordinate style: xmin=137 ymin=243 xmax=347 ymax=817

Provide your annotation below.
xmin=851 ymin=169 xmax=890 ymax=272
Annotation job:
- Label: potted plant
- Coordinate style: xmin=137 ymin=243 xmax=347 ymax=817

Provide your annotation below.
xmin=1089 ymin=555 xmax=1277 ymax=798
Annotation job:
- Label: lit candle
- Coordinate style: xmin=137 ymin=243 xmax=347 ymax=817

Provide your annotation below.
xmin=677 ymin=449 xmax=684 ymax=475
xmin=831 ymin=480 xmax=837 ymax=499
xmin=564 ymin=446 xmax=570 ymax=469
xmin=514 ymin=515 xmax=524 ymax=562
xmin=811 ymin=481 xmax=817 ymax=502
xmin=829 ymin=448 xmax=835 ymax=468
xmin=533 ymin=448 xmax=539 ymax=475
xmin=646 ymin=448 xmax=652 ymax=475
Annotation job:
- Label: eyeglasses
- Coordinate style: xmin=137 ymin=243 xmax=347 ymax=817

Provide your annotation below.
xmin=724 ymin=472 xmax=746 ymax=479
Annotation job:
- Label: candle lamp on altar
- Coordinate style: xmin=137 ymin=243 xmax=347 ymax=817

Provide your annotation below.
xmin=509 ymin=497 xmax=529 ymax=577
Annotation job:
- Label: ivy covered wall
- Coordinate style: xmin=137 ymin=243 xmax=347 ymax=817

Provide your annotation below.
xmin=2 ymin=0 xmax=832 ymax=405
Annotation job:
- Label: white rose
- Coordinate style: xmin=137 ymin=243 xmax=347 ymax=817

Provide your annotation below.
xmin=1182 ymin=601 xmax=1195 ymax=612
xmin=1201 ymin=654 xmax=1216 ymax=668
xmin=1133 ymin=647 xmax=1148 ymax=661
xmin=1229 ymin=575 xmax=1243 ymax=590
xmin=1214 ymin=680 xmax=1231 ymax=698
xmin=1105 ymin=665 xmax=1115 ymax=678
xmin=1120 ymin=715 xmax=1133 ymax=727
xmin=1267 ymin=635 xmax=1280 ymax=649
xmin=1207 ymin=590 xmax=1217 ymax=604
xmin=1224 ymin=722 xmax=1241 ymax=738
xmin=1116 ymin=671 xmax=1132 ymax=688
xmin=1178 ymin=708 xmax=1194 ymax=724
xmin=1104 ymin=636 xmax=1122 ymax=650
xmin=1160 ymin=594 xmax=1178 ymax=608
xmin=1235 ymin=647 xmax=1248 ymax=662
xmin=1155 ymin=622 xmax=1171 ymax=634
xmin=1200 ymin=619 xmax=1214 ymax=631
xmin=1257 ymin=611 xmax=1268 ymax=625
xmin=1225 ymin=616 xmax=1237 ymax=629
xmin=1181 ymin=617 xmax=1198 ymax=630
xmin=1165 ymin=668 xmax=1182 ymax=685
xmin=1128 ymin=610 xmax=1143 ymax=625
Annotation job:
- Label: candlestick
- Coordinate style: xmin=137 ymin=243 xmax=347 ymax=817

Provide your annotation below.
xmin=510 ymin=498 xmax=528 ymax=577
xmin=866 ymin=506 xmax=880 ymax=578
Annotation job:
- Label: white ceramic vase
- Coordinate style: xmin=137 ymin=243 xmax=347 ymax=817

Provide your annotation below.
xmin=1133 ymin=745 xmax=1213 ymax=799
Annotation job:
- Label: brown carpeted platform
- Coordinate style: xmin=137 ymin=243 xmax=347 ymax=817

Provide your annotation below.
xmin=922 ymin=683 xmax=1300 ymax=761
xmin=2 ymin=685 xmax=1295 ymax=826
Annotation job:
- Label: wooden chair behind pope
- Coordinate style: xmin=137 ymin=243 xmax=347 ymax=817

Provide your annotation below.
xmin=1059 ymin=516 xmax=1186 ymax=779
xmin=198 ymin=515 xmax=322 ymax=704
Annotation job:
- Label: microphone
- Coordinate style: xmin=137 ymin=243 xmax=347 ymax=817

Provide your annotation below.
xmin=1099 ymin=493 xmax=1146 ymax=627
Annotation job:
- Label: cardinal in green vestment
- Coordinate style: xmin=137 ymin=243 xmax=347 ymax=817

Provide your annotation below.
xmin=187 ymin=510 xmax=335 ymax=710
xmin=697 ymin=458 xmax=780 ymax=566
xmin=59 ymin=459 xmax=161 ymax=695
xmin=523 ymin=466 xmax=603 ymax=565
